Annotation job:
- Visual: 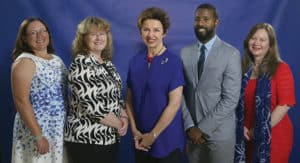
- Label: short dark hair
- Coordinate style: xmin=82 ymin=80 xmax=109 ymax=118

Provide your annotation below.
xmin=195 ymin=3 xmax=219 ymax=19
xmin=137 ymin=7 xmax=170 ymax=34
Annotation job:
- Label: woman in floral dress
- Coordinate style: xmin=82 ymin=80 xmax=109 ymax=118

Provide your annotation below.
xmin=11 ymin=17 xmax=68 ymax=163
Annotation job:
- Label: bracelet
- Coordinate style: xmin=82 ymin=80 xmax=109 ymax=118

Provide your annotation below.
xmin=120 ymin=115 xmax=129 ymax=120
xmin=152 ymin=132 xmax=158 ymax=139
xmin=34 ymin=134 xmax=43 ymax=141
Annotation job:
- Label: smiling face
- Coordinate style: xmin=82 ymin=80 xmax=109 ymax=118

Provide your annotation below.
xmin=248 ymin=29 xmax=270 ymax=61
xmin=24 ymin=20 xmax=49 ymax=53
xmin=85 ymin=25 xmax=107 ymax=54
xmin=140 ymin=19 xmax=165 ymax=49
xmin=194 ymin=8 xmax=219 ymax=43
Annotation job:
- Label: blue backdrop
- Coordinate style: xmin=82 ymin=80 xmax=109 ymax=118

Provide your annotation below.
xmin=1 ymin=0 xmax=299 ymax=163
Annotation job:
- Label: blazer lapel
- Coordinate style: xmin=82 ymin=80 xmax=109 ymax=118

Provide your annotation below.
xmin=196 ymin=37 xmax=222 ymax=88
xmin=189 ymin=44 xmax=199 ymax=87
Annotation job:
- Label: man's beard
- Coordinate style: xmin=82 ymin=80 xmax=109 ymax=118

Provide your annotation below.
xmin=194 ymin=26 xmax=215 ymax=43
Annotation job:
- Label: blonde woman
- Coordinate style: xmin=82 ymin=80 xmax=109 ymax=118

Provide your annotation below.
xmin=64 ymin=16 xmax=128 ymax=163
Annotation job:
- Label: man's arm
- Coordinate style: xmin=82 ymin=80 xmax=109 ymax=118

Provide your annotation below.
xmin=181 ymin=97 xmax=195 ymax=131
xmin=198 ymin=49 xmax=242 ymax=137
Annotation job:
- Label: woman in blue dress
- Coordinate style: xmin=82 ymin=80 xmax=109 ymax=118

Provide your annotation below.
xmin=11 ymin=18 xmax=68 ymax=163
xmin=126 ymin=7 xmax=185 ymax=163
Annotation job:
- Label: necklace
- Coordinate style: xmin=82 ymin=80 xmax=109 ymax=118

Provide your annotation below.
xmin=148 ymin=45 xmax=165 ymax=57
xmin=147 ymin=46 xmax=165 ymax=68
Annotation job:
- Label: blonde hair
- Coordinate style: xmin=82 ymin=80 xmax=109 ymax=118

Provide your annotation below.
xmin=72 ymin=16 xmax=113 ymax=61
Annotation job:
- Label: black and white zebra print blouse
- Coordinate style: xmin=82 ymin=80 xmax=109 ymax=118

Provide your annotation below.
xmin=64 ymin=54 xmax=124 ymax=145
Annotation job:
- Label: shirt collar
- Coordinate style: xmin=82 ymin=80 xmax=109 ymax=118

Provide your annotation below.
xmin=197 ymin=35 xmax=217 ymax=52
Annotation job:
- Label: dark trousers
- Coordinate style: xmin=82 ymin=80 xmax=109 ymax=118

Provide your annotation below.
xmin=66 ymin=141 xmax=119 ymax=163
xmin=135 ymin=148 xmax=183 ymax=163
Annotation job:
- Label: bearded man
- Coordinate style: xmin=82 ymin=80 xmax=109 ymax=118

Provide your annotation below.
xmin=180 ymin=3 xmax=242 ymax=163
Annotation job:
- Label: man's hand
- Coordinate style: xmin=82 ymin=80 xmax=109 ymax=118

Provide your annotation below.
xmin=186 ymin=127 xmax=206 ymax=144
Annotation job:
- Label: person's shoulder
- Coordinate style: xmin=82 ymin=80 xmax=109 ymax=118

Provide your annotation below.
xmin=16 ymin=52 xmax=35 ymax=60
xmin=277 ymin=61 xmax=291 ymax=72
xmin=165 ymin=50 xmax=180 ymax=61
xmin=278 ymin=61 xmax=289 ymax=67
xmin=51 ymin=54 xmax=67 ymax=66
xmin=132 ymin=52 xmax=145 ymax=59
xmin=129 ymin=53 xmax=145 ymax=64
xmin=73 ymin=54 xmax=90 ymax=63
xmin=52 ymin=54 xmax=64 ymax=61
xmin=180 ymin=43 xmax=197 ymax=59
xmin=216 ymin=39 xmax=240 ymax=57
xmin=273 ymin=61 xmax=294 ymax=80
xmin=105 ymin=60 xmax=116 ymax=67
xmin=74 ymin=54 xmax=86 ymax=59
xmin=14 ymin=52 xmax=36 ymax=65
xmin=181 ymin=43 xmax=197 ymax=52
xmin=51 ymin=54 xmax=61 ymax=59
xmin=218 ymin=39 xmax=239 ymax=51
xmin=12 ymin=54 xmax=35 ymax=73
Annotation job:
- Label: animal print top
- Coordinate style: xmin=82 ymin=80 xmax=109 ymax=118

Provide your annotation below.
xmin=64 ymin=54 xmax=124 ymax=145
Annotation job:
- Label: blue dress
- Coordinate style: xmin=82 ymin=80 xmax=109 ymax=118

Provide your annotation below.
xmin=11 ymin=53 xmax=68 ymax=163
xmin=127 ymin=50 xmax=185 ymax=158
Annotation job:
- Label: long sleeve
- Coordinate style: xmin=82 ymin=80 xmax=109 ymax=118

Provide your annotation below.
xmin=181 ymin=97 xmax=195 ymax=130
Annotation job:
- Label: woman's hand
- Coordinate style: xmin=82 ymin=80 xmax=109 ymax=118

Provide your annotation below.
xmin=132 ymin=129 xmax=149 ymax=151
xmin=36 ymin=136 xmax=49 ymax=154
xmin=118 ymin=116 xmax=128 ymax=136
xmin=244 ymin=126 xmax=254 ymax=141
xmin=139 ymin=132 xmax=156 ymax=151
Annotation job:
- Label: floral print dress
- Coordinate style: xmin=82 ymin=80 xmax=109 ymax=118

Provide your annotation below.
xmin=11 ymin=53 xmax=68 ymax=163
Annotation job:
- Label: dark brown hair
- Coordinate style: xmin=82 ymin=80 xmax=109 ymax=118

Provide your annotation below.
xmin=12 ymin=17 xmax=55 ymax=61
xmin=137 ymin=7 xmax=170 ymax=34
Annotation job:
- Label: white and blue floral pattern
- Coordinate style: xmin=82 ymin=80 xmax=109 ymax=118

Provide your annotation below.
xmin=11 ymin=53 xmax=68 ymax=163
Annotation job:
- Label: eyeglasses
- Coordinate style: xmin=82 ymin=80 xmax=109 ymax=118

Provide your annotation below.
xmin=27 ymin=29 xmax=48 ymax=36
xmin=87 ymin=32 xmax=106 ymax=38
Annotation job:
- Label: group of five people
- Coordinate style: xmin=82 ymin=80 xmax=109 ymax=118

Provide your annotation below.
xmin=10 ymin=3 xmax=295 ymax=163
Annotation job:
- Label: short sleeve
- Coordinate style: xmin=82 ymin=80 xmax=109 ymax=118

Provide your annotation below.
xmin=168 ymin=56 xmax=185 ymax=92
xmin=274 ymin=62 xmax=296 ymax=106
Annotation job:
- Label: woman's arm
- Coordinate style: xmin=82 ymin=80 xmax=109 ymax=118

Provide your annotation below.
xmin=11 ymin=58 xmax=49 ymax=154
xmin=140 ymin=86 xmax=183 ymax=148
xmin=271 ymin=105 xmax=290 ymax=128
xmin=125 ymin=88 xmax=147 ymax=150
xmin=118 ymin=109 xmax=129 ymax=136
xmin=270 ymin=63 xmax=295 ymax=128
xmin=125 ymin=88 xmax=138 ymax=134
xmin=99 ymin=112 xmax=122 ymax=129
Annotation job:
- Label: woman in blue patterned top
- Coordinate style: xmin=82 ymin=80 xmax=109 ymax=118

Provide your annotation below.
xmin=11 ymin=18 xmax=68 ymax=163
xmin=64 ymin=16 xmax=128 ymax=163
